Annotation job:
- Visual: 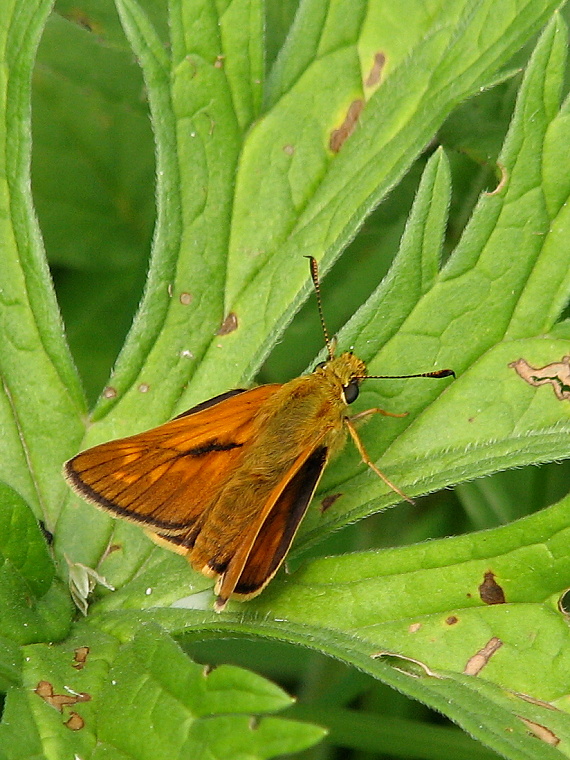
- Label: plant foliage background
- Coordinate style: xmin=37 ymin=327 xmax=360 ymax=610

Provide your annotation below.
xmin=1 ymin=1 xmax=570 ymax=759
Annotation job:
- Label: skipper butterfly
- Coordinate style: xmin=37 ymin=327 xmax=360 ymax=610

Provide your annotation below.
xmin=64 ymin=258 xmax=453 ymax=610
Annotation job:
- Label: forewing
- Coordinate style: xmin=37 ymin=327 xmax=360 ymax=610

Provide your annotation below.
xmin=64 ymin=384 xmax=281 ymax=535
xmin=215 ymin=445 xmax=329 ymax=608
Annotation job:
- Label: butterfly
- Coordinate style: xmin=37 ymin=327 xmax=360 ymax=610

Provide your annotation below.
xmin=64 ymin=257 xmax=453 ymax=611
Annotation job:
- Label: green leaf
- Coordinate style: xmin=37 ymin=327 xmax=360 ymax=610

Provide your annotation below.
xmin=0 ymin=482 xmax=54 ymax=597
xmin=33 ymin=8 xmax=156 ymax=404
xmin=0 ymin=622 xmax=324 ymax=760
xmin=293 ymin=11 xmax=570 ymax=550
xmin=71 ymin=11 xmax=570 ymax=759
xmin=187 ymin=0 xmax=562 ymax=399
xmin=0 ymin=483 xmax=72 ymax=646
xmin=4 ymin=2 xmax=570 ymax=760
xmin=0 ymin=0 xmax=86 ymax=530
xmin=0 ymin=635 xmax=22 ymax=692
xmin=86 ymin=456 xmax=570 ymax=760
xmin=54 ymin=0 xmax=564 ymax=584
xmin=287 ymin=704 xmax=504 ymax=759
xmin=97 ymin=624 xmax=323 ymax=759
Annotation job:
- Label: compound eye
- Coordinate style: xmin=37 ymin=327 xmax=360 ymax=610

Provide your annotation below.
xmin=314 ymin=360 xmax=327 ymax=371
xmin=343 ymin=380 xmax=359 ymax=404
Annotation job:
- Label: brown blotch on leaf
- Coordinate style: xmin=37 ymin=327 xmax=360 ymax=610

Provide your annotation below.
xmin=509 ymin=356 xmax=570 ymax=401
xmin=329 ymin=99 xmax=364 ymax=153
xmin=217 ymin=312 xmax=239 ymax=335
xmin=35 ymin=681 xmax=91 ymax=712
xmin=320 ymin=493 xmax=342 ymax=513
xmin=72 ymin=646 xmax=90 ymax=670
xmin=214 ymin=54 xmax=225 ymax=69
xmin=103 ymin=386 xmax=117 ymax=399
xmin=445 ymin=615 xmax=459 ymax=625
xmin=179 ymin=292 xmax=193 ymax=305
xmin=65 ymin=712 xmax=85 ymax=731
xmin=518 ymin=717 xmax=560 ymax=746
xmin=283 ymin=144 xmax=295 ymax=156
xmin=463 ymin=636 xmax=502 ymax=676
xmin=479 ymin=571 xmax=506 ymax=605
xmin=408 ymin=622 xmax=422 ymax=633
xmin=365 ymin=52 xmax=386 ymax=87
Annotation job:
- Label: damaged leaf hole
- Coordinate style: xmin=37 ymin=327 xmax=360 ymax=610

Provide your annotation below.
xmin=371 ymin=652 xmax=442 ymax=679
xmin=519 ymin=717 xmax=560 ymax=747
xmin=39 ymin=520 xmax=54 ymax=545
xmin=509 ymin=356 xmax=570 ymax=400
xmin=463 ymin=637 xmax=502 ymax=676
xmin=484 ymin=162 xmax=508 ymax=195
xmin=558 ymin=588 xmax=570 ymax=615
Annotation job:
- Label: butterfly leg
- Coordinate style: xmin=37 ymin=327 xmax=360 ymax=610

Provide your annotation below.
xmin=344 ymin=418 xmax=414 ymax=505
xmin=349 ymin=407 xmax=407 ymax=423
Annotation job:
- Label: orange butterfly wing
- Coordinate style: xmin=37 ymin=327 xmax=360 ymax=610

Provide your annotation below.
xmin=65 ymin=380 xmax=338 ymax=610
xmin=64 ymin=385 xmax=281 ymax=540
xmin=214 ymin=444 xmax=329 ymax=608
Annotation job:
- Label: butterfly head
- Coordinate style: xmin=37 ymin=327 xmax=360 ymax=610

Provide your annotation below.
xmin=313 ymin=352 xmax=367 ymax=405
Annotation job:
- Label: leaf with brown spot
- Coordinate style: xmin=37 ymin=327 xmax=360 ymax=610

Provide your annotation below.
xmin=217 ymin=312 xmax=239 ymax=335
xmin=65 ymin=711 xmax=85 ymax=730
xmin=34 ymin=681 xmax=91 ymax=712
xmin=365 ymin=52 xmax=386 ymax=87
xmin=72 ymin=646 xmax=90 ymax=670
xmin=329 ymin=100 xmax=364 ymax=152
xmin=320 ymin=493 xmax=342 ymax=512
xmin=478 ymin=571 xmax=506 ymax=604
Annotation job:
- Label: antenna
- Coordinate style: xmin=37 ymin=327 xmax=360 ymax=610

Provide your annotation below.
xmin=360 ymin=369 xmax=455 ymax=380
xmin=306 ymin=256 xmax=334 ymax=359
